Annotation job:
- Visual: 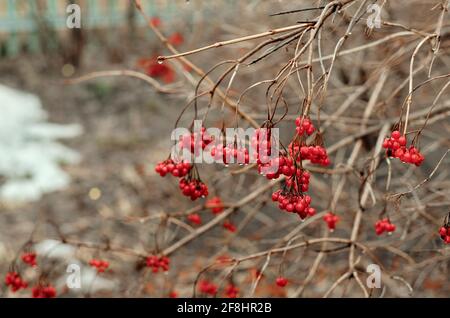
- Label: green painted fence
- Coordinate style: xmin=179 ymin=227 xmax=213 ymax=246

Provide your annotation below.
xmin=0 ymin=0 xmax=184 ymax=56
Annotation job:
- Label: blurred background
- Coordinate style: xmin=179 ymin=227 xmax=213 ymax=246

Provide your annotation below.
xmin=0 ymin=0 xmax=448 ymax=298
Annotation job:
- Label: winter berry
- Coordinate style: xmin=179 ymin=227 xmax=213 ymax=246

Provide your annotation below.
xmin=5 ymin=272 xmax=28 ymax=292
xmin=206 ymin=196 xmax=224 ymax=214
xmin=179 ymin=177 xmax=209 ymax=201
xmin=211 ymin=144 xmax=249 ymax=165
xmin=295 ymin=116 xmax=315 ymax=136
xmin=383 ymin=131 xmax=424 ymax=166
xmin=323 ymin=212 xmax=339 ymax=232
xmin=169 ymin=290 xmax=178 ymax=298
xmin=199 ymin=280 xmax=217 ymax=295
xmin=439 ymin=225 xmax=450 ymax=244
xmin=179 ymin=128 xmax=213 ymax=156
xmin=187 ymin=213 xmax=202 ymax=225
xmin=89 ymin=259 xmax=110 ymax=273
xmin=225 ymin=284 xmax=239 ymax=298
xmin=155 ymin=159 xmax=192 ymax=178
xmin=375 ymin=218 xmax=396 ymax=235
xmin=146 ymin=255 xmax=170 ymax=273
xmin=223 ymin=220 xmax=237 ymax=233
xmin=289 ymin=142 xmax=330 ymax=166
xmin=31 ymin=285 xmax=56 ymax=298
xmin=276 ymin=277 xmax=288 ymax=287
xmin=21 ymin=252 xmax=37 ymax=267
xmin=271 ymin=189 xmax=314 ymax=220
xmin=251 ymin=128 xmax=278 ymax=167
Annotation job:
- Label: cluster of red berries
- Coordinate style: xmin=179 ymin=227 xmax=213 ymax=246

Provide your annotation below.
xmin=295 ymin=116 xmax=315 ymax=136
xmin=32 ymin=285 xmax=56 ymax=298
xmin=439 ymin=225 xmax=450 ymax=244
xmin=210 ymin=144 xmax=250 ymax=165
xmin=289 ymin=143 xmax=330 ymax=166
xmin=225 ymin=284 xmax=239 ymax=298
xmin=271 ymin=191 xmax=315 ymax=219
xmin=187 ymin=213 xmax=202 ymax=225
xmin=89 ymin=259 xmax=110 ymax=273
xmin=323 ymin=212 xmax=339 ymax=231
xmin=5 ymin=272 xmax=28 ymax=292
xmin=375 ymin=218 xmax=396 ymax=235
xmin=146 ymin=255 xmax=170 ymax=273
xmin=199 ymin=280 xmax=218 ymax=295
xmin=276 ymin=277 xmax=288 ymax=287
xmin=382 ymin=130 xmax=424 ymax=166
xmin=21 ymin=252 xmax=37 ymax=267
xmin=250 ymin=128 xmax=273 ymax=162
xmin=155 ymin=159 xmax=192 ymax=177
xmin=285 ymin=170 xmax=310 ymax=192
xmin=258 ymin=155 xmax=296 ymax=179
xmin=206 ymin=196 xmax=224 ymax=214
xmin=223 ymin=220 xmax=237 ymax=233
xmin=179 ymin=178 xmax=209 ymax=200
xmin=179 ymin=127 xmax=213 ymax=155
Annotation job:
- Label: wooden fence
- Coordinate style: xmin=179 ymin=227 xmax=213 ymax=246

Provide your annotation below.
xmin=0 ymin=0 xmax=185 ymax=56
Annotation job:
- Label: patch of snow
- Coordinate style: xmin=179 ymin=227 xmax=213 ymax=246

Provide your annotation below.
xmin=0 ymin=84 xmax=82 ymax=202
xmin=35 ymin=240 xmax=116 ymax=293
xmin=34 ymin=239 xmax=77 ymax=259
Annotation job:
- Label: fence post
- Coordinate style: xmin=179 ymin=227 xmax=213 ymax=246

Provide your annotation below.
xmin=6 ymin=0 xmax=19 ymax=56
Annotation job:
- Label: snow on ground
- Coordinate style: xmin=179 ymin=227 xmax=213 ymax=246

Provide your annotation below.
xmin=0 ymin=84 xmax=82 ymax=202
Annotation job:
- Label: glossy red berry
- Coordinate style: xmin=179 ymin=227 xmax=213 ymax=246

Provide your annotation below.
xmin=155 ymin=159 xmax=192 ymax=178
xmin=32 ymin=285 xmax=56 ymax=298
xmin=225 ymin=284 xmax=239 ymax=298
xmin=295 ymin=117 xmax=315 ymax=136
xmin=276 ymin=276 xmax=288 ymax=287
xmin=146 ymin=255 xmax=170 ymax=273
xmin=187 ymin=213 xmax=202 ymax=225
xmin=211 ymin=144 xmax=249 ymax=165
xmin=439 ymin=225 xmax=450 ymax=244
xmin=5 ymin=272 xmax=28 ymax=292
xmin=179 ymin=128 xmax=213 ymax=156
xmin=206 ymin=196 xmax=224 ymax=214
xmin=21 ymin=252 xmax=37 ymax=267
xmin=323 ymin=212 xmax=339 ymax=231
xmin=199 ymin=280 xmax=217 ymax=295
xmin=383 ymin=131 xmax=424 ymax=166
xmin=89 ymin=259 xmax=109 ymax=273
xmin=375 ymin=218 xmax=396 ymax=235
xmin=179 ymin=177 xmax=209 ymax=200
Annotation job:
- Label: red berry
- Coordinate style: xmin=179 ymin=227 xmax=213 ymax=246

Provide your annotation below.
xmin=225 ymin=284 xmax=239 ymax=298
xmin=146 ymin=255 xmax=170 ymax=273
xmin=32 ymin=284 xmax=56 ymax=298
xmin=223 ymin=220 xmax=237 ymax=233
xmin=323 ymin=212 xmax=339 ymax=231
xmin=5 ymin=272 xmax=28 ymax=292
xmin=199 ymin=280 xmax=217 ymax=295
xmin=89 ymin=259 xmax=109 ymax=273
xmin=276 ymin=277 xmax=288 ymax=287
xmin=187 ymin=213 xmax=202 ymax=225
xmin=206 ymin=196 xmax=224 ymax=214
xmin=21 ymin=252 xmax=37 ymax=267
